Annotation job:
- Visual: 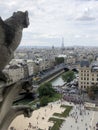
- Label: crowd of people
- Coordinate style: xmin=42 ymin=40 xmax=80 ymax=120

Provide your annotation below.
xmin=63 ymin=94 xmax=83 ymax=104
xmin=9 ymin=98 xmax=97 ymax=130
xmin=60 ymin=102 xmax=97 ymax=130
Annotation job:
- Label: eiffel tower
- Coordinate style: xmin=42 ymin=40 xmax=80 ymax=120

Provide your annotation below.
xmin=61 ymin=37 xmax=65 ymax=54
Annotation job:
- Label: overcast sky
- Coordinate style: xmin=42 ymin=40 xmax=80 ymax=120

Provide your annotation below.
xmin=1 ymin=0 xmax=98 ymax=47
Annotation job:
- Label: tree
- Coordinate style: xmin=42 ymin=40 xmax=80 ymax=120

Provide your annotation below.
xmin=40 ymin=96 xmax=49 ymax=106
xmin=62 ymin=70 xmax=75 ymax=82
xmin=55 ymin=57 xmax=64 ymax=65
xmin=88 ymin=90 xmax=95 ymax=100
xmin=91 ymin=85 xmax=98 ymax=94
xmin=87 ymin=83 xmax=98 ymax=100
xmin=89 ymin=58 xmax=93 ymax=63
xmin=38 ymin=82 xmax=55 ymax=97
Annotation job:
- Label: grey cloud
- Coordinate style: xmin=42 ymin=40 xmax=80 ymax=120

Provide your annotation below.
xmin=76 ymin=15 xmax=95 ymax=21
xmin=75 ymin=8 xmax=96 ymax=21
xmin=0 ymin=0 xmax=98 ymax=47
xmin=76 ymin=0 xmax=93 ymax=1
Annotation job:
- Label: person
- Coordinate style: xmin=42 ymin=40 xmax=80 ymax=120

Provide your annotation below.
xmin=28 ymin=122 xmax=32 ymax=128
xmin=51 ymin=104 xmax=53 ymax=109
xmin=85 ymin=123 xmax=87 ymax=126
xmin=10 ymin=126 xmax=14 ymax=130
xmin=48 ymin=126 xmax=51 ymax=130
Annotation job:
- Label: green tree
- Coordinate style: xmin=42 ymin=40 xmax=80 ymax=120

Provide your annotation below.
xmin=89 ymin=58 xmax=93 ymax=63
xmin=38 ymin=82 xmax=55 ymax=97
xmin=91 ymin=85 xmax=98 ymax=94
xmin=88 ymin=90 xmax=95 ymax=100
xmin=87 ymin=83 xmax=98 ymax=100
xmin=40 ymin=96 xmax=49 ymax=106
xmin=55 ymin=57 xmax=64 ymax=65
xmin=62 ymin=70 xmax=75 ymax=83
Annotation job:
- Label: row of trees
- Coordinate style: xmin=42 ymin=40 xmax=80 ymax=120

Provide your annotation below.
xmin=38 ymin=69 xmax=98 ymax=102
xmin=62 ymin=70 xmax=76 ymax=83
xmin=38 ymin=82 xmax=56 ymax=106
xmin=55 ymin=57 xmax=64 ymax=65
xmin=38 ymin=82 xmax=55 ymax=97
xmin=37 ymin=70 xmax=76 ymax=106
xmin=87 ymin=85 xmax=98 ymax=100
xmin=62 ymin=70 xmax=98 ymax=100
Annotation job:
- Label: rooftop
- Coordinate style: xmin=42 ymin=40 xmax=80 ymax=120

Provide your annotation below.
xmin=80 ymin=60 xmax=90 ymax=67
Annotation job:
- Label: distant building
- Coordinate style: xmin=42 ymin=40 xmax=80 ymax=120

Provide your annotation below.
xmin=57 ymin=54 xmax=67 ymax=63
xmin=95 ymin=54 xmax=98 ymax=61
xmin=3 ymin=59 xmax=35 ymax=84
xmin=66 ymin=56 xmax=76 ymax=64
xmin=78 ymin=59 xmax=98 ymax=90
xmin=4 ymin=64 xmax=24 ymax=84
xmin=27 ymin=60 xmax=34 ymax=76
xmin=61 ymin=37 xmax=65 ymax=54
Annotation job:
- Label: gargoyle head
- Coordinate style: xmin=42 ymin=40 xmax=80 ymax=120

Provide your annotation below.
xmin=13 ymin=11 xmax=29 ymax=28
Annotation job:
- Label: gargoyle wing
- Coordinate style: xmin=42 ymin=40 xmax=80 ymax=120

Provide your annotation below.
xmin=0 ymin=17 xmax=5 ymax=46
xmin=0 ymin=17 xmax=14 ymax=47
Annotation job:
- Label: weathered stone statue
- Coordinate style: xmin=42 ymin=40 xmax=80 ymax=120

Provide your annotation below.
xmin=0 ymin=11 xmax=33 ymax=130
xmin=0 ymin=11 xmax=29 ymax=82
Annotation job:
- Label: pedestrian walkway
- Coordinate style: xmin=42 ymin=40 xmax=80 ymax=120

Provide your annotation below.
xmin=61 ymin=103 xmax=94 ymax=130
xmin=8 ymin=101 xmax=98 ymax=130
xmin=90 ymin=111 xmax=98 ymax=130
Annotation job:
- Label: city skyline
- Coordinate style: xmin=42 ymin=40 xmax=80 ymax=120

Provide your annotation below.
xmin=1 ymin=0 xmax=98 ymax=47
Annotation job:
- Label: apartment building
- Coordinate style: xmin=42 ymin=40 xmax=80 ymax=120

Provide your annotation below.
xmin=4 ymin=64 xmax=24 ymax=84
xmin=78 ymin=60 xmax=98 ymax=90
xmin=3 ymin=59 xmax=35 ymax=84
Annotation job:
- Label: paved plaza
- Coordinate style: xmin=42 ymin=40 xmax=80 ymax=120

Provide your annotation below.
xmin=9 ymin=101 xmax=98 ymax=130
xmin=61 ymin=103 xmax=95 ymax=130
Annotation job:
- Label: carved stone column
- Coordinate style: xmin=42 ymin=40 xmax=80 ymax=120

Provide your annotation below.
xmin=0 ymin=80 xmax=33 ymax=130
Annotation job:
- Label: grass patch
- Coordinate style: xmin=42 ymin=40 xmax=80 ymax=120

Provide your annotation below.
xmin=49 ymin=117 xmax=64 ymax=130
xmin=28 ymin=99 xmax=39 ymax=106
xmin=13 ymin=98 xmax=40 ymax=110
xmin=39 ymin=93 xmax=62 ymax=107
xmin=13 ymin=93 xmax=62 ymax=108
xmin=14 ymin=98 xmax=39 ymax=105
xmin=48 ymin=105 xmax=73 ymax=130
xmin=13 ymin=99 xmax=33 ymax=105
xmin=48 ymin=93 xmax=62 ymax=102
xmin=53 ymin=105 xmax=73 ymax=118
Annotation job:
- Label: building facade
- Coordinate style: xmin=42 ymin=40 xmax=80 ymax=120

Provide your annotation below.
xmin=78 ymin=60 xmax=98 ymax=90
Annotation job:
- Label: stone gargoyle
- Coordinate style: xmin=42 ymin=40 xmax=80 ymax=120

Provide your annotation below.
xmin=0 ymin=11 xmax=29 ymax=82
